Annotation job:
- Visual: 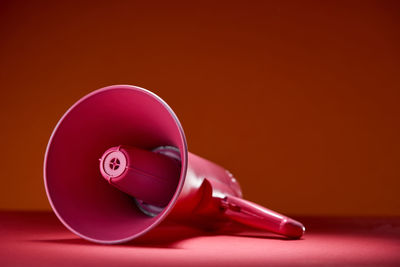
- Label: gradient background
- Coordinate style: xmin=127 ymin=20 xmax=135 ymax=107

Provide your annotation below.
xmin=1 ymin=0 xmax=399 ymax=216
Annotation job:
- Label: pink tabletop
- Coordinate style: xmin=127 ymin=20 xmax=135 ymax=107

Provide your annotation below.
xmin=0 ymin=212 xmax=399 ymax=266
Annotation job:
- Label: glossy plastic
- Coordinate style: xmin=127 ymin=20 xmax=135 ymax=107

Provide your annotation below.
xmin=99 ymin=146 xmax=181 ymax=207
xmin=44 ymin=85 xmax=304 ymax=244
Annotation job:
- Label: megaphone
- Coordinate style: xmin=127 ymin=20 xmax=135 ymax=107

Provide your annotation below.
xmin=44 ymin=85 xmax=305 ymax=244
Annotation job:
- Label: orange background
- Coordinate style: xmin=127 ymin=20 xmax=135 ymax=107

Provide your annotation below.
xmin=1 ymin=1 xmax=399 ymax=215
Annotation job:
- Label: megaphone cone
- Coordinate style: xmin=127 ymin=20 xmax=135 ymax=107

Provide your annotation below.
xmin=44 ymin=85 xmax=304 ymax=244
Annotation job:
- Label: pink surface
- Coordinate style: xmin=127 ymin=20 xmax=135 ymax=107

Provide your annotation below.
xmin=44 ymin=85 xmax=304 ymax=242
xmin=44 ymin=85 xmax=189 ymax=243
xmin=1 ymin=212 xmax=399 ymax=266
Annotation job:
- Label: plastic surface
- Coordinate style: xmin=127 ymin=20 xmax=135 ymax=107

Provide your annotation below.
xmin=99 ymin=146 xmax=180 ymax=207
xmin=44 ymin=85 xmax=304 ymax=244
xmin=44 ymin=85 xmax=188 ymax=244
xmin=221 ymin=196 xmax=305 ymax=238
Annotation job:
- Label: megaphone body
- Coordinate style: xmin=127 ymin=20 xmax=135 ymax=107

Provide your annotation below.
xmin=44 ymin=85 xmax=304 ymax=244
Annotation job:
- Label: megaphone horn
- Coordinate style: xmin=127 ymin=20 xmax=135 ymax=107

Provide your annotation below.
xmin=44 ymin=85 xmax=305 ymax=244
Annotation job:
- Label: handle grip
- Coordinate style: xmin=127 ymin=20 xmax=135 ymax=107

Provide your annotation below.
xmin=221 ymin=195 xmax=305 ymax=239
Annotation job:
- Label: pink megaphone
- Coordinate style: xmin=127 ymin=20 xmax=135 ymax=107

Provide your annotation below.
xmin=44 ymin=85 xmax=305 ymax=244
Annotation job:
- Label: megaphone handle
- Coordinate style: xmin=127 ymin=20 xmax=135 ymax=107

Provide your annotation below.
xmin=221 ymin=195 xmax=305 ymax=239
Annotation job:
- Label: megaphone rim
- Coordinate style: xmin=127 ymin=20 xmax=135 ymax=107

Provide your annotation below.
xmin=43 ymin=84 xmax=189 ymax=244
